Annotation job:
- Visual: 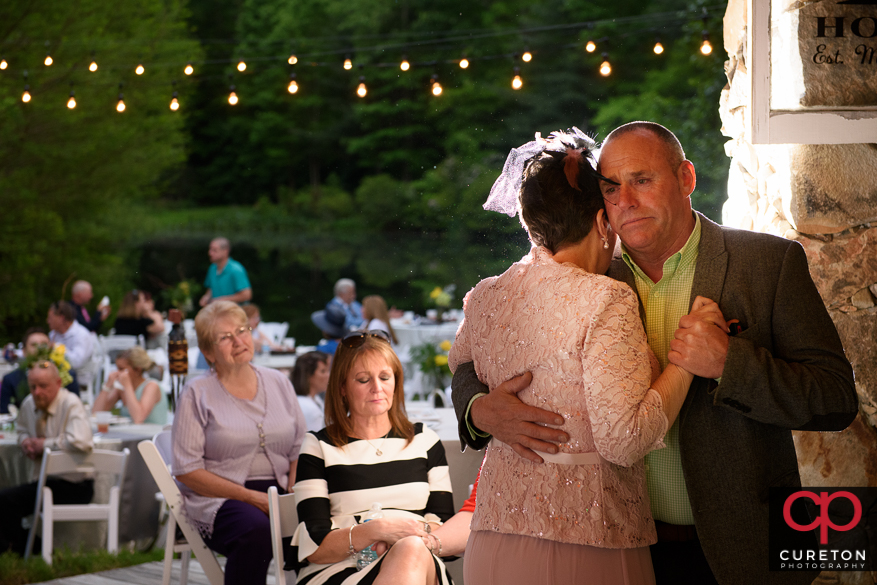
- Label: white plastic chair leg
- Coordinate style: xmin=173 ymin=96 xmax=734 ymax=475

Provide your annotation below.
xmin=180 ymin=551 xmax=191 ymax=584
xmin=42 ymin=487 xmax=54 ymax=565
xmin=107 ymin=486 xmax=120 ymax=553
xmin=162 ymin=513 xmax=175 ymax=585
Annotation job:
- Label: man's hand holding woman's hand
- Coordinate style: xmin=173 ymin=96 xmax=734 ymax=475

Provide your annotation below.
xmin=669 ymin=296 xmax=735 ymax=379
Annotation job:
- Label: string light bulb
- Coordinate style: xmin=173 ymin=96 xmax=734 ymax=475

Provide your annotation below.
xmin=599 ymin=53 xmax=612 ymax=76
xmin=511 ymin=67 xmax=523 ymax=90
xmin=344 ymin=56 xmax=353 ymax=70
xmin=228 ymin=85 xmax=238 ymax=105
xmin=237 ymin=60 xmax=247 ymax=72
xmin=89 ymin=52 xmax=98 ymax=72
xmin=356 ymin=76 xmax=367 ymax=98
xmin=44 ymin=53 xmax=53 ymax=66
xmin=431 ymin=74 xmax=442 ymax=96
xmin=522 ymin=49 xmax=532 ymax=62
xmin=653 ymin=38 xmax=664 ymax=55
xmin=287 ymin=72 xmax=298 ymax=94
xmin=400 ymin=56 xmax=410 ymax=71
xmin=0 ymin=57 xmax=7 ymax=70
xmin=22 ymin=85 xmax=31 ymax=103
xmin=459 ymin=55 xmax=469 ymax=69
xmin=116 ymin=93 xmax=125 ymax=113
xmin=170 ymin=91 xmax=180 ymax=111
xmin=585 ymin=39 xmax=596 ymax=53
xmin=700 ymin=31 xmax=712 ymax=55
xmin=184 ymin=62 xmax=194 ymax=75
xmin=288 ymin=53 xmax=297 ymax=65
xmin=135 ymin=63 xmax=145 ymax=75
xmin=67 ymin=89 xmax=76 ymax=109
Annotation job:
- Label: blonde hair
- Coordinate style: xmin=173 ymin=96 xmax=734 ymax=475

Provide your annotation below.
xmin=361 ymin=295 xmax=397 ymax=344
xmin=194 ymin=301 xmax=248 ymax=356
xmin=324 ymin=337 xmax=413 ymax=448
xmin=117 ymin=291 xmax=142 ymax=319
xmin=117 ymin=346 xmax=155 ymax=372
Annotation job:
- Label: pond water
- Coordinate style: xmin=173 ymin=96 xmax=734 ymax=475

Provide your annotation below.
xmin=134 ymin=230 xmax=530 ymax=346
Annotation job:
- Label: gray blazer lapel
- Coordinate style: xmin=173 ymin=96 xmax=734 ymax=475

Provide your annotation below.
xmin=689 ymin=212 xmax=728 ymax=310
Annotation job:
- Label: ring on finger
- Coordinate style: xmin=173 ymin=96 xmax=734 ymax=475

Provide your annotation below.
xmin=423 ymin=521 xmax=431 ymax=534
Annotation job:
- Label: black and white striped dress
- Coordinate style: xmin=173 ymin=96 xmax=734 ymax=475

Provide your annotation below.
xmin=289 ymin=423 xmax=455 ymax=585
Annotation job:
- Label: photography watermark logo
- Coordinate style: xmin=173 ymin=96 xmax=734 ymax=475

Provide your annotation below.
xmin=770 ymin=487 xmax=876 ymax=571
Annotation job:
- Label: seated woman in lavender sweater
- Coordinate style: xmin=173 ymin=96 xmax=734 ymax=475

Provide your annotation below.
xmin=173 ymin=301 xmax=307 ymax=585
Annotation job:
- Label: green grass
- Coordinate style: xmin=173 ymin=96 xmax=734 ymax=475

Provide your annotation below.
xmin=0 ymin=548 xmax=165 ymax=585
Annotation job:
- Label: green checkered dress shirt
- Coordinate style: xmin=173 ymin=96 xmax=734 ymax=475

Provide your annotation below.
xmin=621 ymin=215 xmax=702 ymax=525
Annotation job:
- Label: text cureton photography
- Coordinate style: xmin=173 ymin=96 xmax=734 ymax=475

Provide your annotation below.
xmin=769 ymin=487 xmax=876 ymax=571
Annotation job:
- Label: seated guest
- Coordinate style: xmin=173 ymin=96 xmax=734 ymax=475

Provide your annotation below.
xmin=173 ymin=301 xmax=307 ymax=585
xmin=0 ymin=362 xmax=94 ymax=556
xmin=328 ymin=278 xmax=364 ymax=332
xmin=70 ymin=280 xmax=111 ymax=333
xmin=47 ymin=301 xmax=95 ymax=387
xmin=47 ymin=301 xmax=94 ymax=372
xmin=360 ymin=295 xmax=398 ymax=345
xmin=1 ymin=328 xmax=79 ymax=414
xmin=310 ymin=302 xmax=347 ymax=356
xmin=243 ymin=304 xmax=282 ymax=353
xmin=286 ymin=331 xmax=455 ymax=584
xmin=113 ymin=290 xmax=164 ymax=340
xmin=291 ymin=352 xmax=330 ymax=432
xmin=92 ymin=347 xmax=168 ymax=425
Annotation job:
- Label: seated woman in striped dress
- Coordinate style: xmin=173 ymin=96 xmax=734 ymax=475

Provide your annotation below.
xmin=287 ymin=330 xmax=456 ymax=585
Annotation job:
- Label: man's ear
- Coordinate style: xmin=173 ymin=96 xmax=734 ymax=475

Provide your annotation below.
xmin=678 ymin=160 xmax=696 ymax=198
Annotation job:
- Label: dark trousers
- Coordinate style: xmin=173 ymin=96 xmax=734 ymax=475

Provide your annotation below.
xmin=203 ymin=479 xmax=283 ymax=585
xmin=0 ymin=478 xmax=94 ymax=556
xmin=650 ymin=523 xmax=719 ymax=585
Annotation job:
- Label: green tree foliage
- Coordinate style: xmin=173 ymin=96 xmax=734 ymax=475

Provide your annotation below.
xmin=0 ymin=0 xmax=201 ymax=335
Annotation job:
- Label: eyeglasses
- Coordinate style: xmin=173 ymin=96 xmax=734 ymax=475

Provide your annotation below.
xmin=215 ymin=326 xmax=252 ymax=346
xmin=341 ymin=330 xmax=391 ymax=348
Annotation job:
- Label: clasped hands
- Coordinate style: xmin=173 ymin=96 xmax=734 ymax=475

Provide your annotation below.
xmin=470 ymin=296 xmax=735 ymax=464
xmin=21 ymin=437 xmax=46 ymax=460
xmin=356 ymin=517 xmax=432 ymax=556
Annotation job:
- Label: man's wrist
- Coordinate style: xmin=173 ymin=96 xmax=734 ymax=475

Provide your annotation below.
xmin=465 ymin=393 xmax=491 ymax=440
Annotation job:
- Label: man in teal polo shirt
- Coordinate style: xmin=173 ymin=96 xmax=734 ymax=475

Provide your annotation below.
xmin=199 ymin=237 xmax=252 ymax=306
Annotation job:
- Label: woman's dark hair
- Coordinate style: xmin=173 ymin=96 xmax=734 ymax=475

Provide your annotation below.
xmin=518 ymin=150 xmax=605 ymax=254
xmin=291 ymin=351 xmax=329 ymax=397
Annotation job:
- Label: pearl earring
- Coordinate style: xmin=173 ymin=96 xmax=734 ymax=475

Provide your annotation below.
xmin=602 ymin=238 xmax=610 ymax=250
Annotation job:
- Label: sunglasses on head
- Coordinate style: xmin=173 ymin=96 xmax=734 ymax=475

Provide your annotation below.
xmin=341 ymin=330 xmax=391 ymax=348
xmin=29 ymin=360 xmax=53 ymax=370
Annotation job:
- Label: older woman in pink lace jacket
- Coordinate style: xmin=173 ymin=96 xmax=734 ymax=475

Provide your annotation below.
xmin=449 ymin=130 xmax=722 ymax=585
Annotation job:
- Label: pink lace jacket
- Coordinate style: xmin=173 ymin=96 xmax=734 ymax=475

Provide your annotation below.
xmin=448 ymin=246 xmax=669 ymax=548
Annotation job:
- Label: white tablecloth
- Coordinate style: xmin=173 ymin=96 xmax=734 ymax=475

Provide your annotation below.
xmin=391 ymin=321 xmax=462 ymax=348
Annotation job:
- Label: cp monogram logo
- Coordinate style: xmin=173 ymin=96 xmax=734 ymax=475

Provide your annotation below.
xmin=783 ymin=491 xmax=862 ymax=545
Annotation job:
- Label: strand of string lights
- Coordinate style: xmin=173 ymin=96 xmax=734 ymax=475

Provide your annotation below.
xmin=1 ymin=5 xmax=722 ymax=110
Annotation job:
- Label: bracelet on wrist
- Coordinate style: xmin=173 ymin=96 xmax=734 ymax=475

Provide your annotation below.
xmin=348 ymin=524 xmax=357 ymax=557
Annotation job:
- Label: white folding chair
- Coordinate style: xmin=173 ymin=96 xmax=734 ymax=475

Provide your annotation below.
xmin=150 ymin=430 xmax=193 ymax=585
xmin=139 ymin=438 xmax=224 ymax=585
xmin=268 ymin=486 xmax=298 ymax=585
xmin=25 ymin=447 xmax=129 ymax=565
xmin=260 ymin=322 xmax=289 ymax=345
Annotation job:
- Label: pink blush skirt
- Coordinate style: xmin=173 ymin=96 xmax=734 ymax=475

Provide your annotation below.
xmin=464 ymin=530 xmax=656 ymax=585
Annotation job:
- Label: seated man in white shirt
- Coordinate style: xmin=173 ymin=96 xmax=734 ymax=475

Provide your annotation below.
xmin=47 ymin=301 xmax=96 ymax=386
xmin=0 ymin=361 xmax=94 ymax=556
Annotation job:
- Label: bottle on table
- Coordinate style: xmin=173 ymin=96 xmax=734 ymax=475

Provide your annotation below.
xmin=167 ymin=309 xmax=188 ymax=377
xmin=355 ymin=502 xmax=383 ymax=570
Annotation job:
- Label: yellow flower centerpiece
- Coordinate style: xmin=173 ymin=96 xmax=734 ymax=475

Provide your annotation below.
xmin=411 ymin=339 xmax=453 ymax=403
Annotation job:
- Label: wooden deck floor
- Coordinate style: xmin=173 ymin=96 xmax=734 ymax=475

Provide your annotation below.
xmin=36 ymin=557 xmax=282 ymax=585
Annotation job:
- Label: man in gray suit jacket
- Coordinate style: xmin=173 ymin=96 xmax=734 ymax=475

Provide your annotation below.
xmin=451 ymin=122 xmax=858 ymax=584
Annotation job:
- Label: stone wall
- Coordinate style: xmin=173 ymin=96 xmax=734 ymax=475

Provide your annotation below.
xmin=720 ymin=1 xmax=877 ymax=582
